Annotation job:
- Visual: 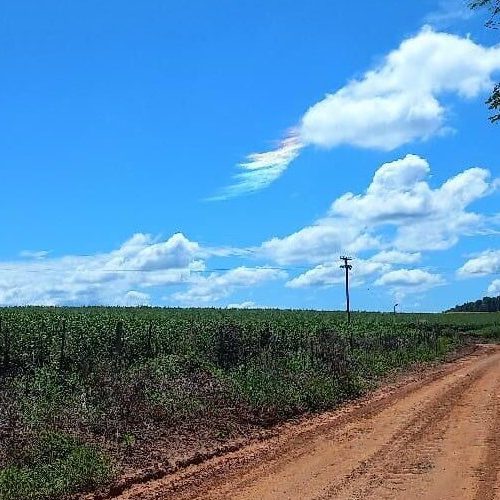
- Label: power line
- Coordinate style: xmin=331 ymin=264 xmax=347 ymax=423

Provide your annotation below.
xmin=0 ymin=265 xmax=313 ymax=273
xmin=0 ymin=261 xmax=498 ymax=277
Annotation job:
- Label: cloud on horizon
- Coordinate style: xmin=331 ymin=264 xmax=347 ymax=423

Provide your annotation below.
xmin=1 ymin=155 xmax=497 ymax=306
xmin=0 ymin=233 xmax=205 ymax=306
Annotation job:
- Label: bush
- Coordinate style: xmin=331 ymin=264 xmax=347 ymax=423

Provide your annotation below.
xmin=230 ymin=352 xmax=361 ymax=420
xmin=0 ymin=432 xmax=112 ymax=500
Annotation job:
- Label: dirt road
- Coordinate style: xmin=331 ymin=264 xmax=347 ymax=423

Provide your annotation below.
xmin=117 ymin=344 xmax=500 ymax=500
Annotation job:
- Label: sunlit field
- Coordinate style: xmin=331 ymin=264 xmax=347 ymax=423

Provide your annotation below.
xmin=0 ymin=307 xmax=498 ymax=498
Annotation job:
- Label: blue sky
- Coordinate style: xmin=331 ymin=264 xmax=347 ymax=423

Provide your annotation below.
xmin=1 ymin=0 xmax=499 ymax=311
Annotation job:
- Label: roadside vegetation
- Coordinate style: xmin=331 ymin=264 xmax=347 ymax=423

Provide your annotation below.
xmin=0 ymin=307 xmax=498 ymax=499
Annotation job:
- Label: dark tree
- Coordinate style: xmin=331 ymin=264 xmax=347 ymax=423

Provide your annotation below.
xmin=470 ymin=0 xmax=500 ymax=122
xmin=446 ymin=295 xmax=500 ymax=312
xmin=486 ymin=83 xmax=500 ymax=123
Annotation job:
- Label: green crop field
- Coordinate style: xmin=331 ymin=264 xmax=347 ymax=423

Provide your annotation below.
xmin=0 ymin=307 xmax=498 ymax=499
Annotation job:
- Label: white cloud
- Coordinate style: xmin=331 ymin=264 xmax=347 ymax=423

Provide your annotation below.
xmin=226 ymin=301 xmax=257 ymax=309
xmin=302 ymin=27 xmax=500 ymax=148
xmin=172 ymin=266 xmax=286 ymax=304
xmin=260 ymin=220 xmax=380 ymax=265
xmin=119 ymin=291 xmax=151 ymax=306
xmin=375 ymin=268 xmax=444 ymax=298
xmin=260 ymin=155 xmax=497 ymax=265
xmin=287 ymin=259 xmax=389 ymax=288
xmin=370 ymin=250 xmax=421 ymax=265
xmin=106 ymin=232 xmax=199 ymax=271
xmin=287 ymin=254 xmax=444 ymax=300
xmin=219 ymin=28 xmax=500 ymax=196
xmin=458 ymin=250 xmax=500 ymax=276
xmin=332 ymin=155 xmax=433 ymax=222
xmin=375 ymin=269 xmax=443 ymax=287
xmin=302 ymin=89 xmax=444 ymax=151
xmin=330 ymin=155 xmax=495 ymax=251
xmin=487 ymin=279 xmax=500 ymax=295
xmin=0 ymin=233 xmax=203 ymax=306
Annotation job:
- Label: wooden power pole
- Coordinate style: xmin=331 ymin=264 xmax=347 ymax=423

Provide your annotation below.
xmin=340 ymin=256 xmax=353 ymax=325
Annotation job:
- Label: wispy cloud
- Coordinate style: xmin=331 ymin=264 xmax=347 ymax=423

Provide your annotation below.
xmin=425 ymin=0 xmax=475 ymax=28
xmin=20 ymin=250 xmax=50 ymax=259
xmin=213 ymin=28 xmax=500 ymax=199
xmin=209 ymin=133 xmax=303 ymax=200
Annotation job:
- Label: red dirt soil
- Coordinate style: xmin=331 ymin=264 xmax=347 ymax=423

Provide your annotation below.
xmin=112 ymin=344 xmax=500 ymax=500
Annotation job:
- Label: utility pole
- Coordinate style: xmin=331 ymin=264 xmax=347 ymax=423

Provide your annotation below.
xmin=340 ymin=256 xmax=353 ymax=325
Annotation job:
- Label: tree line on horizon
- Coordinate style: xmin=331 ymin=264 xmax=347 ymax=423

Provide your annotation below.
xmin=446 ymin=295 xmax=500 ymax=313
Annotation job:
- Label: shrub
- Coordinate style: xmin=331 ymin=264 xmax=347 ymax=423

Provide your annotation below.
xmin=0 ymin=431 xmax=112 ymax=500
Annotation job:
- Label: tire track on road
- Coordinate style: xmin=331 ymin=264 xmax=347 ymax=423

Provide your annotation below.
xmin=319 ymin=356 xmax=495 ymax=499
